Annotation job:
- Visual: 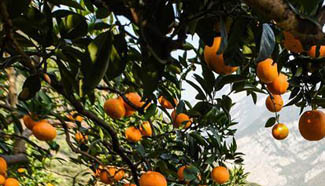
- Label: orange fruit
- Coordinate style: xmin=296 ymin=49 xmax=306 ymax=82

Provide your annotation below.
xmin=124 ymin=184 xmax=136 ymax=186
xmin=256 ymin=58 xmax=278 ymax=83
xmin=0 ymin=174 xmax=5 ymax=184
xmin=299 ymin=110 xmax=325 ymax=141
xmin=308 ymin=45 xmax=325 ymax=58
xmin=113 ymin=169 xmax=125 ymax=181
xmin=23 ymin=114 xmax=36 ymax=130
xmin=140 ymin=121 xmax=152 ymax=137
xmin=0 ymin=157 xmax=7 ymax=175
xmin=125 ymin=109 xmax=135 ymax=117
xmin=272 ymin=123 xmax=289 ymax=140
xmin=267 ymin=73 xmax=289 ymax=95
xmin=139 ymin=171 xmax=167 ymax=186
xmin=32 ymin=120 xmax=57 ymax=141
xmin=67 ymin=111 xmax=83 ymax=122
xmin=104 ymin=98 xmax=126 ymax=119
xmin=75 ymin=132 xmax=88 ymax=143
xmin=100 ymin=167 xmax=124 ymax=183
xmin=283 ymin=32 xmax=304 ymax=53
xmin=124 ymin=92 xmax=144 ymax=111
xmin=177 ymin=165 xmax=187 ymax=181
xmin=158 ymin=96 xmax=178 ymax=109
xmin=265 ymin=95 xmax=283 ymax=112
xmin=211 ymin=166 xmax=229 ymax=184
xmin=17 ymin=168 xmax=26 ymax=173
xmin=4 ymin=178 xmax=19 ymax=186
xmin=174 ymin=113 xmax=192 ymax=129
xmin=99 ymin=170 xmax=113 ymax=184
xmin=125 ymin=126 xmax=142 ymax=142
xmin=204 ymin=37 xmax=238 ymax=75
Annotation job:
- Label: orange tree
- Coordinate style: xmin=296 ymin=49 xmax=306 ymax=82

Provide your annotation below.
xmin=1 ymin=0 xmax=325 ymax=185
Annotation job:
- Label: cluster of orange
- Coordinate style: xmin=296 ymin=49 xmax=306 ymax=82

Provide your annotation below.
xmin=0 ymin=157 xmax=19 ymax=186
xmin=259 ymin=35 xmax=325 ymax=141
xmin=159 ymin=96 xmax=192 ymax=129
xmin=96 ymin=166 xmax=126 ymax=185
xmin=103 ymin=92 xmax=193 ymax=143
xmin=256 ymin=58 xmax=289 ymax=140
xmin=104 ymin=92 xmax=146 ymax=119
xmin=23 ymin=114 xmax=57 ymax=141
xmin=98 ymin=165 xmax=229 ymax=186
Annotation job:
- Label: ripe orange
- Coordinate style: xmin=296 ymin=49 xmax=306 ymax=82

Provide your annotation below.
xmin=104 ymin=98 xmax=126 ymax=119
xmin=267 ymin=73 xmax=289 ymax=95
xmin=211 ymin=166 xmax=229 ymax=184
xmin=177 ymin=165 xmax=187 ymax=181
xmin=32 ymin=120 xmax=57 ymax=141
xmin=308 ymin=45 xmax=325 ymax=58
xmin=4 ymin=178 xmax=19 ymax=186
xmin=124 ymin=184 xmax=136 ymax=186
xmin=299 ymin=110 xmax=325 ymax=141
xmin=0 ymin=174 xmax=5 ymax=184
xmin=23 ymin=114 xmax=36 ymax=130
xmin=283 ymin=32 xmax=304 ymax=53
xmin=265 ymin=95 xmax=283 ymax=112
xmin=158 ymin=96 xmax=178 ymax=109
xmin=99 ymin=170 xmax=113 ymax=184
xmin=17 ymin=168 xmax=26 ymax=173
xmin=256 ymin=58 xmax=278 ymax=83
xmin=66 ymin=111 xmax=83 ymax=122
xmin=0 ymin=157 xmax=7 ymax=175
xmin=113 ymin=169 xmax=125 ymax=181
xmin=272 ymin=123 xmax=289 ymax=140
xmin=124 ymin=92 xmax=144 ymax=111
xmin=75 ymin=132 xmax=88 ymax=143
xmin=174 ymin=113 xmax=192 ymax=129
xmin=125 ymin=126 xmax=142 ymax=142
xmin=204 ymin=37 xmax=238 ymax=75
xmin=140 ymin=121 xmax=152 ymax=137
xmin=139 ymin=171 xmax=167 ymax=186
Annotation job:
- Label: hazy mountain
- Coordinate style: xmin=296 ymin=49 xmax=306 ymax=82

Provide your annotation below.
xmin=232 ymin=92 xmax=325 ymax=186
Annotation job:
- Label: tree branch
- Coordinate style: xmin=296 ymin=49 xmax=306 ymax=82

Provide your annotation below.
xmin=54 ymin=114 xmax=104 ymax=166
xmin=0 ymin=1 xmax=36 ymax=72
xmin=243 ymin=0 xmax=325 ymax=45
xmin=0 ymin=154 xmax=28 ymax=165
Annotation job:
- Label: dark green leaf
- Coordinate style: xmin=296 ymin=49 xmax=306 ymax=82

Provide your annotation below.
xmin=47 ymin=0 xmax=84 ymax=10
xmin=257 ymin=24 xmax=275 ymax=62
xmin=265 ymin=117 xmax=276 ymax=128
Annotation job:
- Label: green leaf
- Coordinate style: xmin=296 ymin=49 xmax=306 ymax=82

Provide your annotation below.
xmin=96 ymin=8 xmax=110 ymax=19
xmin=257 ymin=24 xmax=275 ymax=62
xmin=60 ymin=14 xmax=88 ymax=39
xmin=190 ymin=132 xmax=208 ymax=146
xmin=83 ymin=0 xmax=94 ymax=12
xmin=215 ymin=75 xmax=247 ymax=91
xmin=144 ymin=104 xmax=157 ymax=120
xmin=47 ymin=0 xmax=84 ymax=10
xmin=183 ymin=165 xmax=199 ymax=181
xmin=4 ymin=0 xmax=31 ymax=18
xmin=186 ymin=80 xmax=206 ymax=100
xmin=18 ymin=75 xmax=41 ymax=101
xmin=83 ymin=31 xmax=113 ymax=94
xmin=196 ymin=17 xmax=217 ymax=46
xmin=265 ymin=117 xmax=276 ymax=128
xmin=105 ymin=45 xmax=126 ymax=81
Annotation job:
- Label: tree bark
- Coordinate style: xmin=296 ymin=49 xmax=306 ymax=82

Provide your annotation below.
xmin=243 ymin=0 xmax=325 ymax=46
